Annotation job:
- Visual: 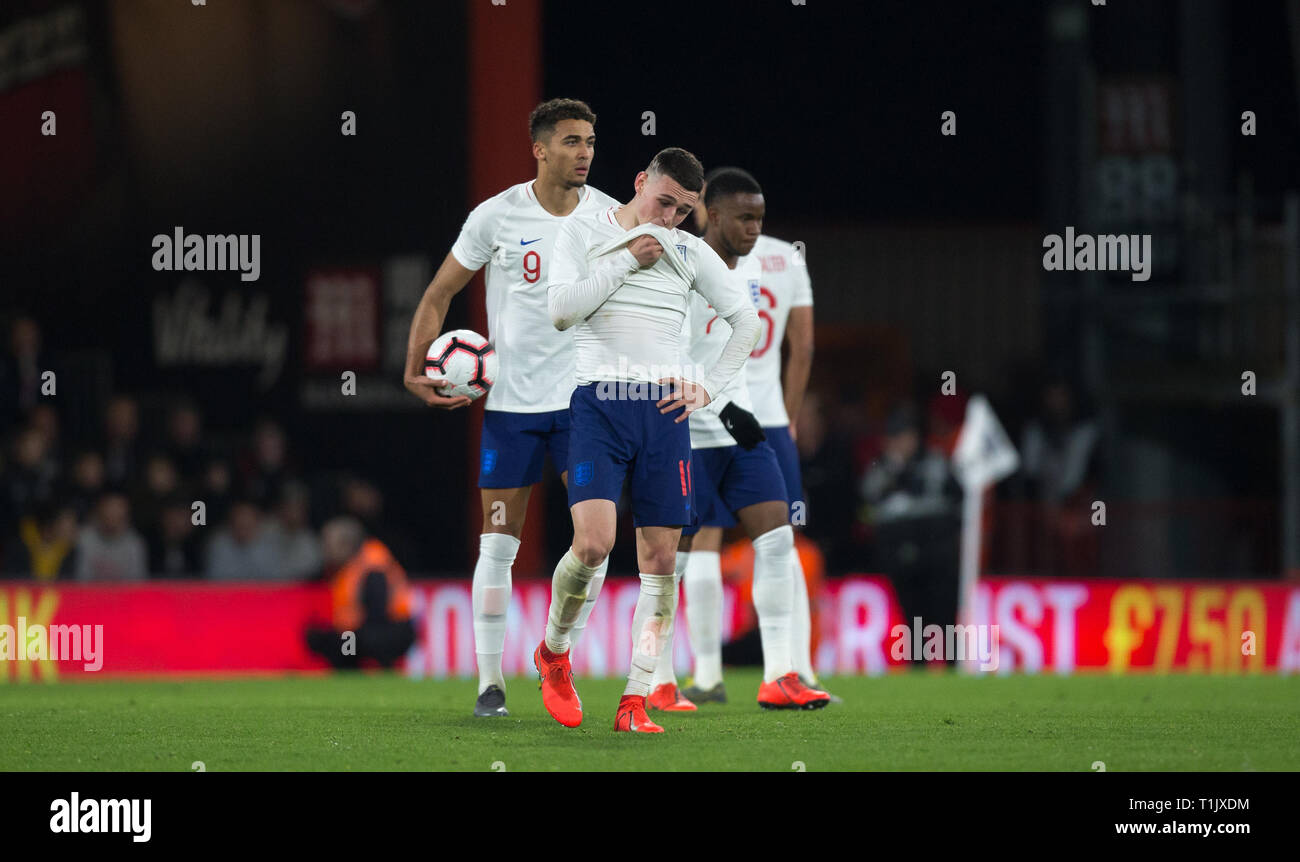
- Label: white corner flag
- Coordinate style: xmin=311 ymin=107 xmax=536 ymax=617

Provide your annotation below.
xmin=951 ymin=394 xmax=1019 ymax=673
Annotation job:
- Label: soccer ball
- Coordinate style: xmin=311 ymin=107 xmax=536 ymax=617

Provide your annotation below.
xmin=425 ymin=329 xmax=497 ymax=401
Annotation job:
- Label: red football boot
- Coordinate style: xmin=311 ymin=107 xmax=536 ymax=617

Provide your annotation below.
xmin=534 ymin=641 xmax=582 ymax=727
xmin=648 ymin=683 xmax=698 ymax=712
xmin=614 ymin=695 xmax=665 ymax=733
xmin=757 ymin=672 xmax=831 ymax=710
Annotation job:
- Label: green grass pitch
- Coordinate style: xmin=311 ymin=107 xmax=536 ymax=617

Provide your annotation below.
xmin=3 ymin=671 xmax=1297 ymax=771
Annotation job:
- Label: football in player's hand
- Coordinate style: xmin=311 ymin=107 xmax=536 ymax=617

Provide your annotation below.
xmin=425 ymin=329 xmax=498 ymax=401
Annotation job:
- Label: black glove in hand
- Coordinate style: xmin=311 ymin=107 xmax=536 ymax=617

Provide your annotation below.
xmin=719 ymin=402 xmax=766 ymax=450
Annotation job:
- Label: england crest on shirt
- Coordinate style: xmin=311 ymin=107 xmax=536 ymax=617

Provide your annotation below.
xmin=676 ymin=243 xmax=688 ymax=261
xmin=748 ymin=279 xmax=761 ymax=308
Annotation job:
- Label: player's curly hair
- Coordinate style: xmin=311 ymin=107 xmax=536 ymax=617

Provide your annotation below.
xmin=703 ymin=166 xmax=762 ymax=205
xmin=529 ymin=98 xmax=597 ymax=142
xmin=646 ymin=147 xmax=705 ymax=192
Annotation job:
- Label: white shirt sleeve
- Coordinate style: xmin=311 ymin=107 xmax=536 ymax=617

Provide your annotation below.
xmin=791 ymin=260 xmax=814 ymax=308
xmin=548 ymin=219 xmax=640 ymax=330
xmin=691 ymin=243 xmax=761 ymax=400
xmin=449 ymin=198 xmax=499 ymax=271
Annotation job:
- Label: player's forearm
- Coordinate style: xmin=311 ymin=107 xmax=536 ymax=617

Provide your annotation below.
xmin=548 ymin=249 xmax=639 ymax=330
xmin=782 ymin=343 xmax=813 ymax=423
xmin=699 ymin=307 xmax=760 ymax=400
xmin=404 ymin=283 xmax=455 ymax=378
xmin=405 ymin=253 xmax=478 ymax=379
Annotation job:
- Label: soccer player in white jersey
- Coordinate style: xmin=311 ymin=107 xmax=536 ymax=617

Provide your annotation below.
xmin=402 ymin=99 xmax=618 ymax=719
xmin=674 ymin=174 xmax=830 ymax=702
xmin=649 ymin=167 xmax=829 ymax=711
xmin=533 ymin=147 xmax=761 ymax=733
xmin=742 ymin=229 xmax=829 ymax=695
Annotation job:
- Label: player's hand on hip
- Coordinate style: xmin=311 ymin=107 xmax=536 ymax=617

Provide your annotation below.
xmin=404 ymin=374 xmax=472 ymax=410
xmin=628 ymin=235 xmax=664 ymax=267
xmin=656 ymin=378 xmax=711 ymax=422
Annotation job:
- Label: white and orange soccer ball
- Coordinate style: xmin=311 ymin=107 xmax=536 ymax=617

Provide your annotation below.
xmin=424 ymin=329 xmax=498 ymax=401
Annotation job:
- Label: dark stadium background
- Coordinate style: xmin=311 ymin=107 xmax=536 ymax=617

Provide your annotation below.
xmin=3 ymin=0 xmax=1298 ymax=585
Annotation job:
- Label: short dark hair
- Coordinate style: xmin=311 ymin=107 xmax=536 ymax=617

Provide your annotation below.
xmin=646 ymin=147 xmax=705 ymax=192
xmin=703 ymin=166 xmax=762 ymax=205
xmin=529 ymin=98 xmax=597 ymax=142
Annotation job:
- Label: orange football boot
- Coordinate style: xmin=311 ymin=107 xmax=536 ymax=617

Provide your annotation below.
xmin=534 ymin=641 xmax=582 ymax=727
xmin=614 ymin=695 xmax=665 ymax=733
xmin=757 ymin=672 xmax=831 ymax=710
xmin=648 ymin=683 xmax=698 ymax=712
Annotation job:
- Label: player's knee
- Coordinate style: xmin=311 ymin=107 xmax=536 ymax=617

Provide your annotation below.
xmin=753 ymin=523 xmax=794 ymax=556
xmin=643 ymin=547 xmax=677 ymax=576
xmin=571 ymin=536 xmax=612 ymax=567
xmin=747 ymin=503 xmax=793 ymax=541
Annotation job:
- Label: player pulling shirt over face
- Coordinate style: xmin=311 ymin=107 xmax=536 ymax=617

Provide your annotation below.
xmin=531 ymin=148 xmax=761 ymax=734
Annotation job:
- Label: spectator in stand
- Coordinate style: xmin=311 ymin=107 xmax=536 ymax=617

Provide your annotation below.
xmin=3 ymin=498 xmax=78 ymax=580
xmin=0 ymin=316 xmax=51 ymax=428
xmin=239 ymin=419 xmax=294 ymax=505
xmin=1019 ymin=376 xmax=1100 ymax=505
xmin=133 ymin=453 xmax=182 ymax=541
xmin=65 ymin=450 xmax=106 ymax=520
xmin=75 ymin=491 xmax=147 ymax=581
xmin=28 ymin=403 xmax=63 ymax=464
xmin=148 ymin=495 xmax=202 ymax=578
xmin=164 ymin=400 xmax=207 ymax=482
xmin=205 ymin=498 xmax=280 ymax=580
xmin=3 ymin=425 xmax=59 ymax=528
xmin=265 ymin=481 xmax=322 ymax=579
xmin=1017 ymin=375 xmax=1102 ymax=574
xmin=103 ymin=395 xmax=142 ymax=487
xmin=305 ymin=517 xmax=415 ymax=670
xmin=200 ymin=457 xmax=234 ymax=527
xmin=860 ymin=404 xmax=962 ymax=646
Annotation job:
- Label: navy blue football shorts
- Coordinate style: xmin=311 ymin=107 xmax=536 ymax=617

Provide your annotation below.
xmin=478 ymin=408 xmax=570 ymax=489
xmin=566 ymin=382 xmax=694 ymax=528
xmin=681 ymin=439 xmax=788 ymax=536
xmin=763 ymin=424 xmax=806 ymax=524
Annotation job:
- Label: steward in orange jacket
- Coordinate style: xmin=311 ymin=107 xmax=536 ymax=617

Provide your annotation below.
xmin=330 ymin=538 xmax=412 ymax=631
xmin=306 ymin=518 xmax=415 ymax=670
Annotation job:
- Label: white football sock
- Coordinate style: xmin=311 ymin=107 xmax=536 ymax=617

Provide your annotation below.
xmin=544 ymin=549 xmax=601 ymax=655
xmin=651 ymin=553 xmax=688 ymax=688
xmin=568 ymin=556 xmax=608 ymax=652
xmin=790 ymin=548 xmax=816 ymax=683
xmin=752 ymin=525 xmax=795 ymax=682
xmin=472 ymin=532 xmax=518 ymax=694
xmin=625 ymin=572 xmax=676 ymax=697
xmin=684 ymin=550 xmax=723 ymax=689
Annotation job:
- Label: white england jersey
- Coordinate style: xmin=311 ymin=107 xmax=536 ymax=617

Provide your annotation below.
xmin=548 ymin=207 xmax=759 ymax=402
xmin=450 ymin=181 xmax=619 ymax=412
xmin=739 ymin=234 xmax=814 ymax=427
xmin=683 ymin=255 xmax=762 ymax=449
